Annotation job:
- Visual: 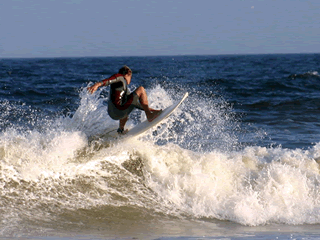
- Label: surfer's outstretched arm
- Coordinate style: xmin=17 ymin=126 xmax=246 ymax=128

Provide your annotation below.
xmin=87 ymin=81 xmax=103 ymax=94
xmin=88 ymin=74 xmax=123 ymax=94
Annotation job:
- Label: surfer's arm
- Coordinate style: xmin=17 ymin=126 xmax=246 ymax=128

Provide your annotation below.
xmin=88 ymin=74 xmax=123 ymax=94
xmin=101 ymin=76 xmax=122 ymax=87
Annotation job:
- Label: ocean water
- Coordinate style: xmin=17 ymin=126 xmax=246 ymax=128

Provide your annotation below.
xmin=0 ymin=54 xmax=320 ymax=239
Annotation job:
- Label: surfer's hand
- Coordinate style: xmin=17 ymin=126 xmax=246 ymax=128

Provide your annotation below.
xmin=88 ymin=82 xmax=102 ymax=94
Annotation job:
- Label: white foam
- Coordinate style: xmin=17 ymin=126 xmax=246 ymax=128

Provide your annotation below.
xmin=1 ymin=85 xmax=320 ymax=229
xmin=130 ymin=142 xmax=320 ymax=226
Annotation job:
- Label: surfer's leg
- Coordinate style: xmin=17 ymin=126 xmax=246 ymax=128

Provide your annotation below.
xmin=117 ymin=117 xmax=129 ymax=134
xmin=134 ymin=86 xmax=162 ymax=122
xmin=119 ymin=116 xmax=128 ymax=130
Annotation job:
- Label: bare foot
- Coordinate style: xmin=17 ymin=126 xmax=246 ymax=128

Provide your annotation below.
xmin=147 ymin=109 xmax=162 ymax=122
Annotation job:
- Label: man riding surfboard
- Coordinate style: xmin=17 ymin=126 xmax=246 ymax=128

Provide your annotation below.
xmin=88 ymin=65 xmax=162 ymax=134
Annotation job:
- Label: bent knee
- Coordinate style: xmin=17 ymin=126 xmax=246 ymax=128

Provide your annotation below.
xmin=135 ymin=86 xmax=146 ymax=95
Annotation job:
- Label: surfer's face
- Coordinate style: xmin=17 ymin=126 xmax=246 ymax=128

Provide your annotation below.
xmin=124 ymin=73 xmax=132 ymax=85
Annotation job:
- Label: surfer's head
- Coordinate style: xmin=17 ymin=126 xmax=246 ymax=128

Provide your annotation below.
xmin=118 ymin=65 xmax=132 ymax=76
xmin=119 ymin=65 xmax=132 ymax=84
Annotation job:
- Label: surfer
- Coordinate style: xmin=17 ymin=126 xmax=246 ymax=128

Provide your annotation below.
xmin=88 ymin=65 xmax=162 ymax=134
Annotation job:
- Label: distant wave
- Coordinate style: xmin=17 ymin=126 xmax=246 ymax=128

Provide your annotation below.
xmin=288 ymin=71 xmax=320 ymax=79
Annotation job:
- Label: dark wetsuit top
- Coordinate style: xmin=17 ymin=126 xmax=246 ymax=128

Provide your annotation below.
xmin=101 ymin=73 xmax=143 ymax=120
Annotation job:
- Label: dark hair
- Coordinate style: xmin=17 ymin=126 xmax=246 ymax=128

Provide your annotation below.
xmin=118 ymin=65 xmax=132 ymax=75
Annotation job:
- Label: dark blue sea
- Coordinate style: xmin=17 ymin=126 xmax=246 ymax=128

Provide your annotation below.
xmin=1 ymin=54 xmax=320 ymax=239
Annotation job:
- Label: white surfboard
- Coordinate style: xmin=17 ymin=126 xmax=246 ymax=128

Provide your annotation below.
xmin=125 ymin=92 xmax=188 ymax=138
xmin=96 ymin=92 xmax=188 ymax=141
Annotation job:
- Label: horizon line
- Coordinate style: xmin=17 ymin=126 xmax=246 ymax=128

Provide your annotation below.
xmin=1 ymin=52 xmax=320 ymax=60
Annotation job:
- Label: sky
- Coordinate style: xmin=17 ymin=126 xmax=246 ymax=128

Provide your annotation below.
xmin=0 ymin=0 xmax=319 ymax=58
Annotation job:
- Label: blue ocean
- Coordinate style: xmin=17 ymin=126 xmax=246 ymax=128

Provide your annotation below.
xmin=1 ymin=54 xmax=320 ymax=239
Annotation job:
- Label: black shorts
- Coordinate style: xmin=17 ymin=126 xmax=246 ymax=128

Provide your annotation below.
xmin=108 ymin=92 xmax=142 ymax=120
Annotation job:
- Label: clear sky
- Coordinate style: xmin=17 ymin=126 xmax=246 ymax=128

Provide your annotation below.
xmin=1 ymin=0 xmax=319 ymax=58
